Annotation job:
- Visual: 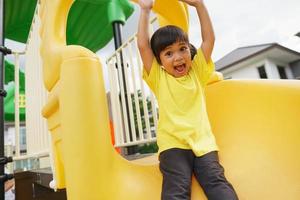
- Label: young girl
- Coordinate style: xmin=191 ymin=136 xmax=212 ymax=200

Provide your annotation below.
xmin=137 ymin=0 xmax=238 ymax=199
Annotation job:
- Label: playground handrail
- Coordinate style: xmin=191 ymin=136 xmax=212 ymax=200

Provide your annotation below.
xmin=106 ymin=18 xmax=159 ymax=147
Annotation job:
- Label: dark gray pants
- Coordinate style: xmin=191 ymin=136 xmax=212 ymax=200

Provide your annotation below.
xmin=159 ymin=148 xmax=238 ymax=200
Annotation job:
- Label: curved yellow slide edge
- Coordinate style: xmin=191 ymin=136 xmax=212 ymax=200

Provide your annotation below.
xmin=39 ymin=0 xmax=300 ymax=199
xmin=206 ymin=80 xmax=300 ymax=200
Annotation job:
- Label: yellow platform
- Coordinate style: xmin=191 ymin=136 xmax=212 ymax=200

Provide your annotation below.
xmin=40 ymin=0 xmax=300 ymax=199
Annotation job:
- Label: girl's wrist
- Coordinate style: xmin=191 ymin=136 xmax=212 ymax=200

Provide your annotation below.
xmin=194 ymin=1 xmax=205 ymax=9
xmin=141 ymin=7 xmax=151 ymax=13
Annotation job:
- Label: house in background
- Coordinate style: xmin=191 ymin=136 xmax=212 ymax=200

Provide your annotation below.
xmin=215 ymin=43 xmax=300 ymax=80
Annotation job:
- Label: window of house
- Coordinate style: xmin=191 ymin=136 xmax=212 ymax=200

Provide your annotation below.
xmin=277 ymin=66 xmax=287 ymax=79
xmin=257 ymin=66 xmax=268 ymax=79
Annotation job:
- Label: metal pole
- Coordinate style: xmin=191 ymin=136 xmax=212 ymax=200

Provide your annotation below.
xmin=0 ymin=2 xmax=13 ymax=199
xmin=112 ymin=22 xmax=136 ymax=154
xmin=112 ymin=22 xmax=123 ymax=52
xmin=0 ymin=0 xmax=5 ymax=198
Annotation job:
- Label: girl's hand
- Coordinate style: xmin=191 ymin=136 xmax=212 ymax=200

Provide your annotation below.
xmin=138 ymin=0 xmax=154 ymax=10
xmin=179 ymin=0 xmax=203 ymax=7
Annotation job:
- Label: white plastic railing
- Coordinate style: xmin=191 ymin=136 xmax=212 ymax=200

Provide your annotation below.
xmin=24 ymin=1 xmax=50 ymax=157
xmin=12 ymin=52 xmax=24 ymax=157
xmin=5 ymin=0 xmax=58 ymax=175
xmin=106 ymin=19 xmax=159 ymax=147
xmin=5 ymin=2 xmax=51 ymax=171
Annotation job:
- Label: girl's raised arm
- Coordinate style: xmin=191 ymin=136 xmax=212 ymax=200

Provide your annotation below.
xmin=179 ymin=0 xmax=215 ymax=61
xmin=137 ymin=0 xmax=154 ymax=74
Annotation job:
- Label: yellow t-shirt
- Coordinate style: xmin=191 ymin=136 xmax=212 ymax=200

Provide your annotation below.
xmin=143 ymin=48 xmax=218 ymax=156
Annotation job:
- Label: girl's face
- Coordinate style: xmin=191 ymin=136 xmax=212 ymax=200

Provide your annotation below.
xmin=159 ymin=41 xmax=192 ymax=78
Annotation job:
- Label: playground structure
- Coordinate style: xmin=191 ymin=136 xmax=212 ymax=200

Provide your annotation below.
xmin=4 ymin=61 xmax=26 ymax=122
xmin=2 ymin=0 xmax=300 ymax=199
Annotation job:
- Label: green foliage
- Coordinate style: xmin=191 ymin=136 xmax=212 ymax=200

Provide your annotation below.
xmin=130 ymin=90 xmax=156 ymax=139
xmin=119 ymin=90 xmax=158 ymax=154
xmin=138 ymin=143 xmax=158 ymax=154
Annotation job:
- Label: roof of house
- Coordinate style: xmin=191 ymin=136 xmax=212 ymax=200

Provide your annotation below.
xmin=215 ymin=43 xmax=300 ymax=71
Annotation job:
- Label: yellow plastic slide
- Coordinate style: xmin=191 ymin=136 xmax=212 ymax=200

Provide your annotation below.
xmin=40 ymin=0 xmax=300 ymax=199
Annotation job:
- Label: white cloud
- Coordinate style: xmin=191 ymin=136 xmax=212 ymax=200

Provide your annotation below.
xmin=196 ymin=0 xmax=300 ymax=60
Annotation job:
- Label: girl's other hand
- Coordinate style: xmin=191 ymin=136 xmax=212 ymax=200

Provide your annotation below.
xmin=179 ymin=0 xmax=203 ymax=7
xmin=138 ymin=0 xmax=154 ymax=10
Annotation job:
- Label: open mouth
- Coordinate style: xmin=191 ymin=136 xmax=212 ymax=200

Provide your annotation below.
xmin=174 ymin=64 xmax=186 ymax=75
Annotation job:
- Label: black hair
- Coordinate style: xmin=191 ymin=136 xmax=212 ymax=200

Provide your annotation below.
xmin=150 ymin=25 xmax=197 ymax=64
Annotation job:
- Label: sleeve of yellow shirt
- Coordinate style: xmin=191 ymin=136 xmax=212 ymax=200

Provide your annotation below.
xmin=192 ymin=48 xmax=215 ymax=86
xmin=142 ymin=58 xmax=161 ymax=94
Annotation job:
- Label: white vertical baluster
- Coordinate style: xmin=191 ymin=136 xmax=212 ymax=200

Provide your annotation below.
xmin=127 ymin=41 xmax=143 ymax=142
xmin=116 ymin=51 xmax=131 ymax=143
xmin=149 ymin=93 xmax=158 ymax=137
xmin=107 ymin=58 xmax=123 ymax=146
xmin=14 ymin=53 xmax=20 ymax=157
xmin=133 ymin=38 xmax=151 ymax=141
xmin=122 ymin=45 xmax=137 ymax=143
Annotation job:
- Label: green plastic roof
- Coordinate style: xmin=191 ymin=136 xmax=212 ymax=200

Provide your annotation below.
xmin=4 ymin=60 xmax=25 ymax=90
xmin=5 ymin=0 xmax=38 ymax=43
xmin=67 ymin=0 xmax=134 ymax=51
xmin=4 ymin=60 xmax=26 ymax=122
xmin=5 ymin=0 xmax=134 ymax=52
xmin=4 ymin=82 xmax=26 ymax=122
